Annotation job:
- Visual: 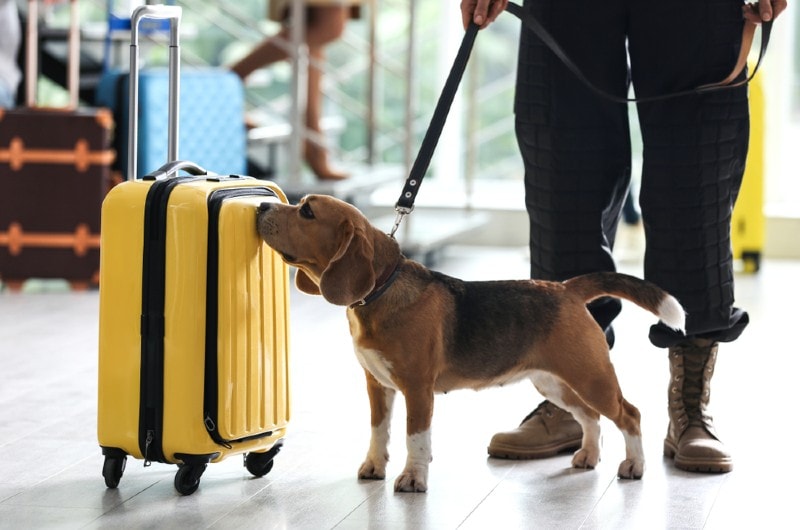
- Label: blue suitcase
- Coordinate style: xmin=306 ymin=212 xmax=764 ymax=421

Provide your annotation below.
xmin=96 ymin=68 xmax=247 ymax=179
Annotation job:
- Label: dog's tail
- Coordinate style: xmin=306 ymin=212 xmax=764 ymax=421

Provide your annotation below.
xmin=564 ymin=272 xmax=685 ymax=331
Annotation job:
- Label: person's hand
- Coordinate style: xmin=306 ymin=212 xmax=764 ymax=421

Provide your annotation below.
xmin=743 ymin=0 xmax=788 ymax=23
xmin=460 ymin=0 xmax=509 ymax=30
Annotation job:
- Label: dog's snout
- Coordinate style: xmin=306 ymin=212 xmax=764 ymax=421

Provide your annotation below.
xmin=255 ymin=201 xmax=279 ymax=238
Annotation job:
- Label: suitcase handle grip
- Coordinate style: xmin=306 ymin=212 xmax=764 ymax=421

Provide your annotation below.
xmin=143 ymin=160 xmax=214 ymax=180
xmin=128 ymin=4 xmax=182 ymax=181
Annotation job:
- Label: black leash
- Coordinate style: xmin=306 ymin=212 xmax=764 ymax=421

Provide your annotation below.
xmin=390 ymin=20 xmax=480 ymax=237
xmin=390 ymin=2 xmax=772 ymax=237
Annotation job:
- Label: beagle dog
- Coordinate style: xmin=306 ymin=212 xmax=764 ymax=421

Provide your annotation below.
xmin=256 ymin=195 xmax=685 ymax=492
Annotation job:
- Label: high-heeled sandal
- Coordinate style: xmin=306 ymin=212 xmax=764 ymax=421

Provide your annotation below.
xmin=304 ymin=141 xmax=348 ymax=181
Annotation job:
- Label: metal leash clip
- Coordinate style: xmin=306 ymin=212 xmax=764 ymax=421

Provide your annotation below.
xmin=389 ymin=205 xmax=414 ymax=239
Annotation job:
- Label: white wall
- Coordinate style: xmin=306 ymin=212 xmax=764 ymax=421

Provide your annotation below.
xmin=763 ymin=5 xmax=799 ymax=218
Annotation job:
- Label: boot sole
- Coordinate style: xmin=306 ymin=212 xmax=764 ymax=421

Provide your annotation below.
xmin=488 ymin=437 xmax=582 ymax=460
xmin=663 ymin=440 xmax=733 ymax=473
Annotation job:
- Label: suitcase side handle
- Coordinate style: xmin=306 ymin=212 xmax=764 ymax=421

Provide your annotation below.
xmin=128 ymin=4 xmax=182 ymax=181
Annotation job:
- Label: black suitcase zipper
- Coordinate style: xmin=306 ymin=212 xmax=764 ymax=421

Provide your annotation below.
xmin=139 ymin=175 xmax=202 ymax=465
xmin=203 ymin=186 xmax=278 ymax=447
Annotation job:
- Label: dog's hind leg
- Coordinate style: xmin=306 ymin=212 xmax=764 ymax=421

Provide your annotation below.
xmin=613 ymin=398 xmax=644 ymax=479
xmin=544 ymin=368 xmax=645 ymax=479
xmin=531 ymin=371 xmax=603 ymax=469
xmin=359 ymin=372 xmax=396 ymax=481
xmin=569 ymin=406 xmax=603 ymax=470
xmin=568 ymin=373 xmax=645 ymax=479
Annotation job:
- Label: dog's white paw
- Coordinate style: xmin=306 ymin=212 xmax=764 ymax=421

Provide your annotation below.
xmin=358 ymin=457 xmax=387 ymax=480
xmin=617 ymin=459 xmax=644 ymax=479
xmin=571 ymin=448 xmax=600 ymax=470
xmin=393 ymin=466 xmax=428 ymax=492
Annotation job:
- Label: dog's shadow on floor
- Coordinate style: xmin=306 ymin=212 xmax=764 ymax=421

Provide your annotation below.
xmin=484 ymin=454 xmax=614 ymax=489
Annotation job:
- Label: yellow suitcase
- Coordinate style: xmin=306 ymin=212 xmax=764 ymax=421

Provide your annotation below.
xmin=97 ymin=5 xmax=290 ymax=495
xmin=731 ymin=63 xmax=765 ymax=273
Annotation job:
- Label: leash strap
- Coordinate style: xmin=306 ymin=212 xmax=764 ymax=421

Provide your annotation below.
xmin=391 ymin=2 xmax=771 ymax=236
xmin=391 ymin=21 xmax=480 ymax=237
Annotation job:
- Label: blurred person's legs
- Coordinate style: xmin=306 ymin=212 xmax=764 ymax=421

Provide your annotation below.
xmin=0 ymin=0 xmax=22 ymax=108
xmin=231 ymin=5 xmax=351 ymax=180
xmin=0 ymin=83 xmax=15 ymax=108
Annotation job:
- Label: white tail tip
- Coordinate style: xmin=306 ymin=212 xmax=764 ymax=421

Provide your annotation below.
xmin=658 ymin=295 xmax=686 ymax=332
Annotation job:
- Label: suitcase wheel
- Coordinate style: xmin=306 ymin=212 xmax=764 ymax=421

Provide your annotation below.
xmin=245 ymin=452 xmax=274 ymax=478
xmin=174 ymin=462 xmax=207 ymax=496
xmin=102 ymin=453 xmax=127 ymax=489
xmin=245 ymin=440 xmax=283 ymax=478
xmin=741 ymin=251 xmax=761 ymax=273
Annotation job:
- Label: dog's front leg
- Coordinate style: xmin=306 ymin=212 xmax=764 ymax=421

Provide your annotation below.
xmin=358 ymin=372 xmax=395 ymax=481
xmin=394 ymin=388 xmax=434 ymax=493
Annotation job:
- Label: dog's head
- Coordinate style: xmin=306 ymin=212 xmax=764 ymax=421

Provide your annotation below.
xmin=256 ymin=194 xmax=399 ymax=306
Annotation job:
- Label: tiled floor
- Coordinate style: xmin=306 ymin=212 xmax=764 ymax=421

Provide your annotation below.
xmin=0 ymin=229 xmax=796 ymax=529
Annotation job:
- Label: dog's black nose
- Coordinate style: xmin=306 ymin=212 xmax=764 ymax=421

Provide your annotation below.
xmin=258 ymin=202 xmax=272 ymax=213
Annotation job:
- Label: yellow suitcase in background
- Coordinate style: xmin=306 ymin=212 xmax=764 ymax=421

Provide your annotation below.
xmin=97 ymin=5 xmax=290 ymax=495
xmin=731 ymin=63 xmax=765 ymax=273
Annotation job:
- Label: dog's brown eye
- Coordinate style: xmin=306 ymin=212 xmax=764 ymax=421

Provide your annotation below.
xmin=299 ymin=202 xmax=315 ymax=219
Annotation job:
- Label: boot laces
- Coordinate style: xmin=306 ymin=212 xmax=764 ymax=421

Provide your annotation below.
xmin=520 ymin=400 xmax=559 ymax=427
xmin=675 ymin=341 xmax=717 ymax=428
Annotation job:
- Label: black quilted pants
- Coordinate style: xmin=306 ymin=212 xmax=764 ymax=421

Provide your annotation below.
xmin=515 ymin=0 xmax=750 ymax=348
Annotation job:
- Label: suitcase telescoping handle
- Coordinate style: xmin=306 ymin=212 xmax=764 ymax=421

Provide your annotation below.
xmin=128 ymin=4 xmax=202 ymax=181
xmin=25 ymin=0 xmax=80 ymax=109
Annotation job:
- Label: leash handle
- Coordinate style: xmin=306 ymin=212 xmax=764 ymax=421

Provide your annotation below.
xmin=393 ymin=21 xmax=480 ymax=223
xmin=505 ymin=1 xmax=771 ymax=104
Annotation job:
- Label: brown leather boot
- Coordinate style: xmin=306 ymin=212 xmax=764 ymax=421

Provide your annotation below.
xmin=488 ymin=401 xmax=583 ymax=459
xmin=664 ymin=339 xmax=733 ymax=473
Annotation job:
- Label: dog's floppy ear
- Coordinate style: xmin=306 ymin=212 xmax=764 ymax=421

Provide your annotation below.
xmin=295 ymin=270 xmax=321 ymax=296
xmin=318 ymin=220 xmax=375 ymax=306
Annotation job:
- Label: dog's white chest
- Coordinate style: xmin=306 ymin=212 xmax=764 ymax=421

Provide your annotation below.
xmin=348 ymin=312 xmax=399 ymax=390
xmin=353 ymin=346 xmax=399 ymax=390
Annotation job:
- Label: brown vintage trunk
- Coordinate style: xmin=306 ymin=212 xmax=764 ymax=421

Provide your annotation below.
xmin=0 ymin=108 xmax=116 ymax=286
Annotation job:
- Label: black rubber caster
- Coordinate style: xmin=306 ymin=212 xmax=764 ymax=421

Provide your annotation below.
xmin=245 ymin=441 xmax=282 ymax=478
xmin=102 ymin=454 xmax=127 ymax=489
xmin=174 ymin=463 xmax=206 ymax=496
xmin=245 ymin=452 xmax=275 ymax=478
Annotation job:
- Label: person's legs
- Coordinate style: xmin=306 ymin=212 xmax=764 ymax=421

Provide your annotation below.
xmin=489 ymin=0 xmax=630 ymax=459
xmin=230 ymin=27 xmax=290 ymax=81
xmin=231 ymin=5 xmax=349 ymax=78
xmin=304 ymin=6 xmax=350 ymax=180
xmin=230 ymin=5 xmax=351 ymax=180
xmin=516 ymin=0 xmax=630 ymax=335
xmin=0 ymin=82 xmax=15 ymax=108
xmin=629 ymin=0 xmax=748 ymax=472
